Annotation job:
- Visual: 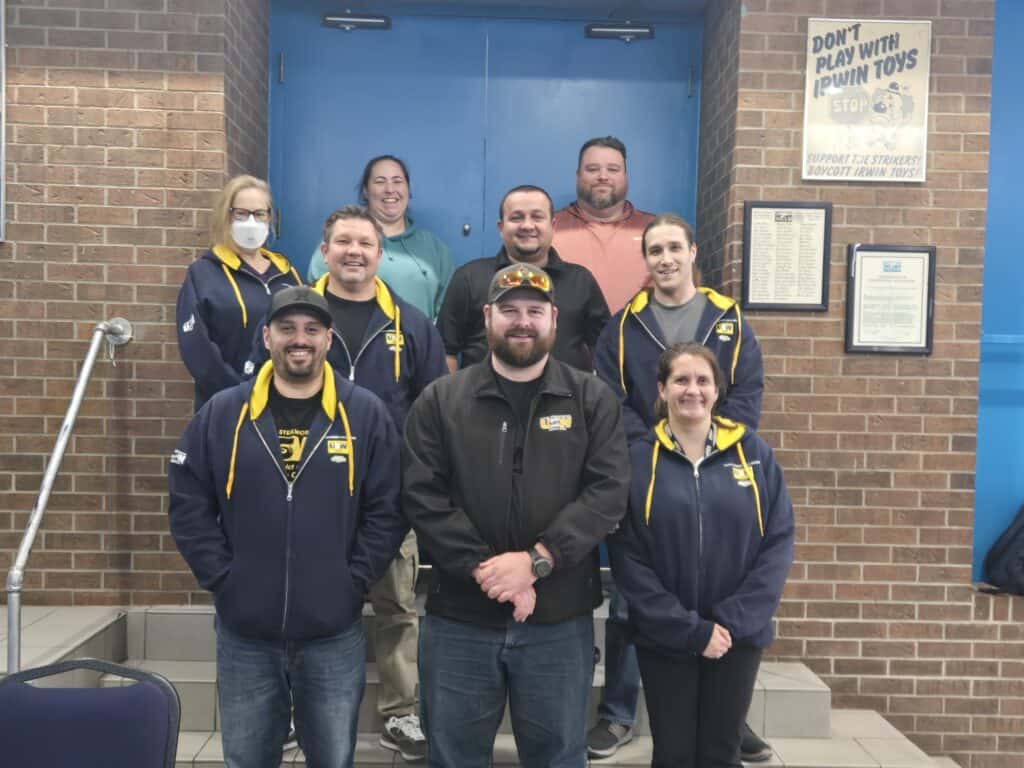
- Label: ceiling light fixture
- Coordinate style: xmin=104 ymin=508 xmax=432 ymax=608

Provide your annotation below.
xmin=323 ymin=12 xmax=391 ymax=32
xmin=584 ymin=22 xmax=654 ymax=43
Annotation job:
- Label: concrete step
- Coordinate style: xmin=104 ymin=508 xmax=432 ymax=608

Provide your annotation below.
xmin=174 ymin=711 xmax=942 ymax=767
xmin=105 ymin=656 xmax=828 ymax=739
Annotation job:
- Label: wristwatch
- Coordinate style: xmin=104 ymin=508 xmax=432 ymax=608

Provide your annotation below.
xmin=528 ymin=546 xmax=554 ymax=579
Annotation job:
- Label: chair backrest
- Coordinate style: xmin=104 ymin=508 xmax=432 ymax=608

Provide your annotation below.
xmin=0 ymin=657 xmax=180 ymax=768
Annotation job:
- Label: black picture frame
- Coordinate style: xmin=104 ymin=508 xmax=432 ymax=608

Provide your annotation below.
xmin=741 ymin=201 xmax=831 ymax=312
xmin=844 ymin=243 xmax=936 ymax=355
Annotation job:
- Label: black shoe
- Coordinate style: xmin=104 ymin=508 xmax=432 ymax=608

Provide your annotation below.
xmin=740 ymin=722 xmax=772 ymax=762
xmin=586 ymin=718 xmax=634 ymax=759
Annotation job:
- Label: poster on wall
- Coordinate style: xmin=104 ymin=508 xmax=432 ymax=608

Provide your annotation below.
xmin=802 ymin=18 xmax=931 ymax=183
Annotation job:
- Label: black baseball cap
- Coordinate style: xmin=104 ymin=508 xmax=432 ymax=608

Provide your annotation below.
xmin=267 ymin=286 xmax=332 ymax=327
xmin=487 ymin=263 xmax=555 ymax=304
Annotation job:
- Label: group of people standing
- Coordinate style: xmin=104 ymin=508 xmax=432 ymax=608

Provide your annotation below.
xmin=168 ymin=136 xmax=795 ymax=768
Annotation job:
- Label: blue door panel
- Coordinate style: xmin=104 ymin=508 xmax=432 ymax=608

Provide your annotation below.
xmin=483 ymin=19 xmax=701 ymax=255
xmin=270 ymin=3 xmax=487 ymax=273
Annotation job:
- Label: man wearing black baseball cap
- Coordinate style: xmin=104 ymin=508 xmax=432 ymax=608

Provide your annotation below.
xmin=403 ymin=260 xmax=629 ymax=767
xmin=169 ymin=281 xmax=405 ymax=768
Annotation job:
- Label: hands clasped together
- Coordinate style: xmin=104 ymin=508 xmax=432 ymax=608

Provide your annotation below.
xmin=472 ymin=546 xmax=551 ymax=622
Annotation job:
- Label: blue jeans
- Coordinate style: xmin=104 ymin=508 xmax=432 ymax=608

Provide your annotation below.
xmin=419 ymin=614 xmax=594 ymax=768
xmin=216 ymin=617 xmax=366 ymax=768
xmin=598 ymin=584 xmax=641 ymax=726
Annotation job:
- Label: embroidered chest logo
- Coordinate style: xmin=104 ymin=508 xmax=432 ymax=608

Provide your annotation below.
xmin=715 ymin=321 xmax=735 ymax=342
xmin=385 ymin=331 xmax=405 ymax=352
xmin=539 ymin=414 xmax=573 ymax=432
xmin=327 ymin=437 xmax=351 ymax=463
xmin=731 ymin=466 xmax=752 ymax=488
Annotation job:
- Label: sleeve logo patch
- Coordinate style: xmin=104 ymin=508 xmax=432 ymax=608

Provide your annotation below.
xmin=182 ymin=314 xmax=195 ymax=333
xmin=385 ymin=331 xmax=405 ymax=351
xmin=243 ymin=360 xmax=255 ymax=375
xmin=539 ymin=414 xmax=573 ymax=432
xmin=715 ymin=321 xmax=735 ymax=340
xmin=170 ymin=449 xmax=187 ymax=465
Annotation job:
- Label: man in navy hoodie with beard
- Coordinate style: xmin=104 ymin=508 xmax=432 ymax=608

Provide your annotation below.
xmin=169 ymin=286 xmax=405 ymax=768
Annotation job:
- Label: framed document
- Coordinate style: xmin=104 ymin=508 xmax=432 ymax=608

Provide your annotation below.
xmin=845 ymin=243 xmax=935 ymax=354
xmin=742 ymin=201 xmax=832 ymax=312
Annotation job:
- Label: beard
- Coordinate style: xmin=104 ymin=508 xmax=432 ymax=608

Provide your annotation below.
xmin=577 ymin=181 xmax=624 ymax=211
xmin=272 ymin=344 xmax=321 ymax=383
xmin=487 ymin=325 xmax=555 ymax=369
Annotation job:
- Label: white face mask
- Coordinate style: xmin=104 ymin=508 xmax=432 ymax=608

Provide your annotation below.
xmin=231 ymin=217 xmax=270 ymax=251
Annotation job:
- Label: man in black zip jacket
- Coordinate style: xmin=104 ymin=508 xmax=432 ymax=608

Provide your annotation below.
xmin=169 ymin=286 xmax=405 ymax=768
xmin=403 ymin=263 xmax=630 ymax=768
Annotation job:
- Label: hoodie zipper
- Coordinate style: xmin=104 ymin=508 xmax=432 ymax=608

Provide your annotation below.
xmin=633 ymin=313 xmax=666 ymax=350
xmin=333 ymin=320 xmax=392 ymax=381
xmin=252 ymin=420 xmax=333 ymax=633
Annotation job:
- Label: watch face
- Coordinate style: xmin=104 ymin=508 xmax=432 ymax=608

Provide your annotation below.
xmin=533 ymin=556 xmax=553 ymax=578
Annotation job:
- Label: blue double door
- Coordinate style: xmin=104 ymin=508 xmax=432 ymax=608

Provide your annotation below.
xmin=269 ymin=2 xmax=702 ymax=275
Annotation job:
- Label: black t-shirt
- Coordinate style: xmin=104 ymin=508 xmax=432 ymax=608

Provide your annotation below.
xmin=325 ymin=291 xmax=377 ymax=358
xmin=268 ymin=384 xmax=322 ymax=480
xmin=495 ymin=369 xmax=543 ymax=474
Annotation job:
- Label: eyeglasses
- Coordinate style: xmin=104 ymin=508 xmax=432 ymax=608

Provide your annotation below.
xmin=230 ymin=207 xmax=272 ymax=223
xmin=495 ymin=266 xmax=552 ymax=293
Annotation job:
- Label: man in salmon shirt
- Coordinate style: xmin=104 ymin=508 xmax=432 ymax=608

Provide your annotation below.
xmin=551 ymin=136 xmax=654 ymax=314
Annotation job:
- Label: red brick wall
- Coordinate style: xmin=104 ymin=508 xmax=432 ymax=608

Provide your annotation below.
xmin=696 ymin=1 xmax=1020 ymax=766
xmin=0 ymin=0 xmax=250 ymax=605
xmin=224 ymin=0 xmax=269 ymax=178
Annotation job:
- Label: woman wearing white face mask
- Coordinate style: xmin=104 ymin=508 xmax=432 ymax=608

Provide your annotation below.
xmin=176 ymin=175 xmax=301 ymax=411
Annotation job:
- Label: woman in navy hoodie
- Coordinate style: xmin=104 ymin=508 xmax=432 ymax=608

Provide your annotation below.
xmin=608 ymin=343 xmax=794 ymax=768
xmin=176 ymin=175 xmax=301 ymax=410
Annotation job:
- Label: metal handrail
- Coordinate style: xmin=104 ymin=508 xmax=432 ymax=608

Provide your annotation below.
xmin=5 ymin=318 xmax=133 ymax=673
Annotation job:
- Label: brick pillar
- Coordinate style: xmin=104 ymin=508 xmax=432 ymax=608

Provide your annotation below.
xmin=695 ymin=2 xmax=1021 ymax=765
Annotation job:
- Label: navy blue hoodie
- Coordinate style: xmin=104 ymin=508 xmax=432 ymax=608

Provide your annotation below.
xmin=248 ymin=275 xmax=446 ymax=430
xmin=608 ymin=417 xmax=794 ymax=656
xmin=176 ymin=245 xmax=301 ymax=411
xmin=168 ymin=361 xmax=405 ymax=642
xmin=595 ymin=287 xmax=764 ymax=443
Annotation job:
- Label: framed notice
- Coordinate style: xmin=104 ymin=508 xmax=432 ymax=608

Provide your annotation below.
xmin=845 ymin=244 xmax=935 ymax=355
xmin=742 ymin=201 xmax=831 ymax=312
xmin=803 ymin=18 xmax=931 ymax=182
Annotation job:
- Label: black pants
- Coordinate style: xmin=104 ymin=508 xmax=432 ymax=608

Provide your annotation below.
xmin=636 ymin=644 xmax=762 ymax=768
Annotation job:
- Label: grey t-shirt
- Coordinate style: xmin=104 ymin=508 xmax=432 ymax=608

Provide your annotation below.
xmin=651 ymin=292 xmax=709 ymax=346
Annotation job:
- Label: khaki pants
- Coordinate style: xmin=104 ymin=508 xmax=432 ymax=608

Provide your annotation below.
xmin=367 ymin=529 xmax=419 ymax=718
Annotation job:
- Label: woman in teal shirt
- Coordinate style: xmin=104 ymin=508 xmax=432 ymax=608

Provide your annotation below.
xmin=308 ymin=155 xmax=454 ymax=320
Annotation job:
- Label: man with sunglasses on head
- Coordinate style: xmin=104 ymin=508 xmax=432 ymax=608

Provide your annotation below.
xmin=438 ymin=185 xmax=610 ymax=373
xmin=403 ymin=263 xmax=629 ymax=767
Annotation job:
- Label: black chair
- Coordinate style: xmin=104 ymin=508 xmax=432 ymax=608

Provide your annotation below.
xmin=0 ymin=657 xmax=180 ymax=768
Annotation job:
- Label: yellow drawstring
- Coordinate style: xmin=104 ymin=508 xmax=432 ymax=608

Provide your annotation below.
xmin=221 ymin=264 xmax=247 ymax=328
xmin=644 ymin=441 xmax=661 ymax=525
xmin=617 ymin=309 xmax=630 ymax=392
xmin=337 ymin=400 xmax=355 ymax=496
xmin=736 ymin=441 xmax=763 ymax=536
xmin=226 ymin=403 xmax=249 ymax=498
xmin=393 ymin=304 xmax=401 ymax=383
xmin=731 ymin=304 xmax=742 ymax=383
